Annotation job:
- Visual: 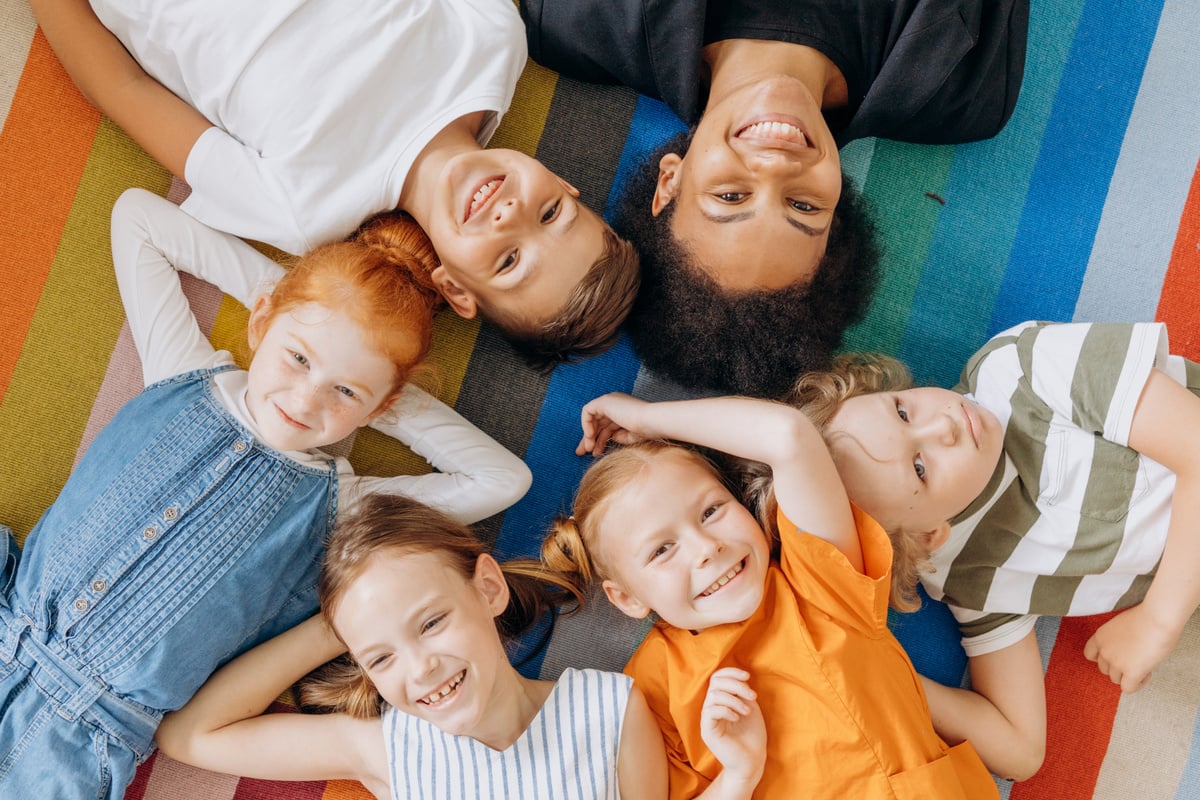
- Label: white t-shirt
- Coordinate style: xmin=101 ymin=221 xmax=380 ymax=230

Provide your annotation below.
xmin=92 ymin=0 xmax=527 ymax=255
xmin=109 ymin=188 xmax=532 ymax=523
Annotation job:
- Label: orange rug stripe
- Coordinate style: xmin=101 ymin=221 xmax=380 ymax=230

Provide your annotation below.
xmin=1010 ymin=614 xmax=1122 ymax=800
xmin=1156 ymin=157 xmax=1200 ymax=360
xmin=0 ymin=29 xmax=100 ymax=401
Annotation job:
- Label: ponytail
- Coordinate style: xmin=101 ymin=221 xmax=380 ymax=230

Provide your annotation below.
xmin=541 ymin=515 xmax=601 ymax=585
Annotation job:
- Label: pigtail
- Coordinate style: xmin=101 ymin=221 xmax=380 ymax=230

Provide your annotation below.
xmin=540 ymin=516 xmax=600 ymax=587
xmin=350 ymin=208 xmax=441 ymax=310
xmin=297 ymin=654 xmax=384 ymax=719
xmin=495 ymin=557 xmax=586 ymax=641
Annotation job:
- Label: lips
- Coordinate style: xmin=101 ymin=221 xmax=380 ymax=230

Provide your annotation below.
xmin=736 ymin=119 xmax=810 ymax=147
xmin=464 ymin=176 xmax=504 ymax=222
xmin=275 ymin=403 xmax=309 ymax=430
xmin=961 ymin=403 xmax=980 ymax=448
xmin=417 ymin=669 xmax=467 ymax=707
xmin=698 ymin=558 xmax=746 ymax=598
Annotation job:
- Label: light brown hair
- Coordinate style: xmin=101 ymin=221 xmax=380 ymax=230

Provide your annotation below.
xmin=489 ymin=226 xmax=641 ymax=369
xmin=298 ymin=494 xmax=584 ymax=718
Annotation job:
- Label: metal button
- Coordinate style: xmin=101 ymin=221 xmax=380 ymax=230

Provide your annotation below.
xmin=91 ymin=579 xmax=107 ymax=593
xmin=143 ymin=525 xmax=159 ymax=541
xmin=73 ymin=598 xmax=88 ymax=612
xmin=163 ymin=506 xmax=178 ymax=521
xmin=233 ymin=440 xmax=248 ymax=452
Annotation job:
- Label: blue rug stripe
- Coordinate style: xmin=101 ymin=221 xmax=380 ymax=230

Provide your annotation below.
xmin=603 ymin=95 xmax=688 ymax=222
xmin=897 ymin=0 xmax=1088 ymax=387
xmin=989 ymin=0 xmax=1162 ymax=333
xmin=1074 ymin=0 xmax=1200 ymax=324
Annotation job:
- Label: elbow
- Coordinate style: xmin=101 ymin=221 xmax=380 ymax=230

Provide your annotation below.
xmin=994 ymin=739 xmax=1045 ymax=783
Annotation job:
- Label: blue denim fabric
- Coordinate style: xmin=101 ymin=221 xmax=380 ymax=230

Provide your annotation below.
xmin=0 ymin=366 xmax=337 ymax=799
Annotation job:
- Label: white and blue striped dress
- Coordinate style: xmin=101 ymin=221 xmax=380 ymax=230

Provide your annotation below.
xmin=383 ymin=667 xmax=631 ymax=800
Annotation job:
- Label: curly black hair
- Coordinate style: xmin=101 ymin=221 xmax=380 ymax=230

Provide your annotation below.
xmin=616 ymin=131 xmax=881 ymax=398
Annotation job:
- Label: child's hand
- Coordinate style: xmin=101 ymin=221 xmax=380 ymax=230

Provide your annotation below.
xmin=576 ymin=393 xmax=652 ymax=456
xmin=1083 ymin=604 xmax=1181 ymax=693
xmin=700 ymin=668 xmax=766 ymax=789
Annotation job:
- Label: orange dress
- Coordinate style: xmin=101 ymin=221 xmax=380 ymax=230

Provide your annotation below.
xmin=625 ymin=507 xmax=998 ymax=799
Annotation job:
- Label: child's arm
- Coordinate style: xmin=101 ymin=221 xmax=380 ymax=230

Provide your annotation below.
xmin=1084 ymin=367 xmax=1200 ymax=691
xmin=579 ymin=393 xmax=861 ymax=569
xmin=110 ymin=188 xmax=283 ymax=385
xmin=357 ymin=388 xmax=533 ymax=524
xmin=616 ymin=685 xmax=669 ymax=800
xmin=155 ymin=616 xmax=387 ymax=790
xmin=920 ymin=631 xmax=1047 ymax=782
xmin=28 ymin=0 xmax=211 ymax=179
xmin=693 ymin=668 xmax=766 ymax=800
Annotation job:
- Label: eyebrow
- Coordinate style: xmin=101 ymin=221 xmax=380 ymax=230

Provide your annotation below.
xmin=289 ymin=333 xmax=375 ymax=399
xmin=699 ymin=207 xmax=829 ymax=237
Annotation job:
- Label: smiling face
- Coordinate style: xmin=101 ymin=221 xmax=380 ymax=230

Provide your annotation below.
xmin=245 ymin=300 xmax=398 ymax=452
xmin=331 ymin=550 xmax=512 ymax=738
xmin=422 ymin=148 xmax=609 ymax=326
xmin=824 ymin=388 xmax=1006 ymax=536
xmin=653 ymin=76 xmax=843 ymax=291
xmin=596 ymin=450 xmax=770 ymax=632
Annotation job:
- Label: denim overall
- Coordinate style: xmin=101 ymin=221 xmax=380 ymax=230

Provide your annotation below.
xmin=0 ymin=366 xmax=337 ymax=799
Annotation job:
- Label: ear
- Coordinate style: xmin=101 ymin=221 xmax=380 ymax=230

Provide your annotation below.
xmin=651 ymin=153 xmax=684 ymax=217
xmin=601 ymin=578 xmax=651 ymax=620
xmin=246 ymin=293 xmax=274 ymax=350
xmin=925 ymin=520 xmax=953 ymax=553
xmin=473 ymin=553 xmax=511 ymax=617
xmin=429 ymin=265 xmax=478 ymax=319
xmin=361 ymin=390 xmax=403 ymax=426
xmin=556 ymin=176 xmax=581 ymax=198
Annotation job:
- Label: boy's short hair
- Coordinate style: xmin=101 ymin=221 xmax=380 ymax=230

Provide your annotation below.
xmin=617 ymin=132 xmax=881 ymax=398
xmin=487 ymin=226 xmax=640 ymax=370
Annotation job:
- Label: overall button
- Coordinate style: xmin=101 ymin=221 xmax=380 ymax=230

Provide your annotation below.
xmin=232 ymin=440 xmax=248 ymax=453
xmin=163 ymin=506 xmax=179 ymax=521
xmin=91 ymin=579 xmax=107 ymax=593
xmin=73 ymin=598 xmax=89 ymax=612
xmin=143 ymin=525 xmax=159 ymax=541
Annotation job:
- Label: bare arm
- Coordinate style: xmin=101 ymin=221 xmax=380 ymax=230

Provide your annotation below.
xmin=616 ymin=685 xmax=668 ymax=800
xmin=28 ymin=0 xmax=211 ymax=177
xmin=578 ymin=393 xmax=860 ymax=570
xmin=1084 ymin=367 xmax=1200 ymax=691
xmin=156 ymin=616 xmax=386 ymax=788
xmin=920 ymin=631 xmax=1046 ymax=782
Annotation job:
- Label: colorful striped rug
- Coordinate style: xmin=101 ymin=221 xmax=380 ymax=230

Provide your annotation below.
xmin=2 ymin=0 xmax=1199 ymax=797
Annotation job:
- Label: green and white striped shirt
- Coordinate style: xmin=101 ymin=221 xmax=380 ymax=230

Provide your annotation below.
xmin=921 ymin=321 xmax=1199 ymax=656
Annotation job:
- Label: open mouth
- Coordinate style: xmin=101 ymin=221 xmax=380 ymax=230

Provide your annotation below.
xmin=736 ymin=120 xmax=809 ymax=147
xmin=698 ymin=558 xmax=746 ymax=598
xmin=418 ymin=669 xmax=467 ymax=707
xmin=464 ymin=177 xmax=504 ymax=222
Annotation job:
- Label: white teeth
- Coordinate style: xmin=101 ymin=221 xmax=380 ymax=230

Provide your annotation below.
xmin=739 ymin=121 xmax=807 ymax=145
xmin=469 ymin=180 xmax=500 ymax=217
xmin=700 ymin=561 xmax=745 ymax=597
xmin=419 ymin=671 xmax=465 ymax=705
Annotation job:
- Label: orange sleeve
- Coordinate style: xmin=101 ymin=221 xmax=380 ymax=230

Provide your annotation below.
xmin=777 ymin=504 xmax=893 ymax=634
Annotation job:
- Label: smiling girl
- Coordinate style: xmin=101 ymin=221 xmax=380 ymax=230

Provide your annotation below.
xmin=542 ymin=393 xmax=997 ymax=799
xmin=155 ymin=493 xmax=668 ymax=799
xmin=0 ymin=189 xmax=530 ymax=799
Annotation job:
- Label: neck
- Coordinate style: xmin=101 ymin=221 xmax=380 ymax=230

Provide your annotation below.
xmin=398 ymin=111 xmax=487 ymax=231
xmin=703 ymin=39 xmax=847 ymax=111
xmin=473 ymin=670 xmax=553 ymax=751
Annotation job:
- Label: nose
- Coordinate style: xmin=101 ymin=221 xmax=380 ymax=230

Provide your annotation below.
xmin=691 ymin=528 xmax=725 ymax=567
xmin=491 ymin=196 xmax=520 ymax=227
xmin=919 ymin=411 xmax=958 ymax=447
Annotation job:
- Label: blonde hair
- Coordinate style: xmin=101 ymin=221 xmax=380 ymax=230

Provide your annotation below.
xmin=752 ymin=353 xmax=933 ymax=611
xmin=298 ymin=494 xmax=584 ymax=719
xmin=254 ymin=210 xmax=441 ymax=398
xmin=490 ymin=227 xmax=641 ymax=368
xmin=541 ymin=441 xmax=773 ymax=591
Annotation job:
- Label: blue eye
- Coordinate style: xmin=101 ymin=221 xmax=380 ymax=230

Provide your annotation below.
xmin=292 ymin=352 xmax=309 ymax=367
xmin=914 ymin=456 xmax=926 ymax=482
xmin=336 ymin=385 xmax=356 ymax=399
xmin=896 ymin=401 xmax=909 ymax=422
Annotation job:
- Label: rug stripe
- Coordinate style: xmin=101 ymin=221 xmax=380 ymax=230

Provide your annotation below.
xmin=1155 ymin=158 xmax=1200 ymax=360
xmin=1010 ymin=614 xmax=1122 ymax=800
xmin=1091 ymin=612 xmax=1200 ymax=799
xmin=0 ymin=0 xmax=34 ymax=130
xmin=989 ymin=0 xmax=1163 ymax=333
xmin=0 ymin=31 xmax=100 ymax=402
xmin=1174 ymin=712 xmax=1200 ymax=800
xmin=1074 ymin=0 xmax=1200 ymax=328
xmin=0 ymin=120 xmax=169 ymax=541
xmin=603 ymin=94 xmax=688 ymax=222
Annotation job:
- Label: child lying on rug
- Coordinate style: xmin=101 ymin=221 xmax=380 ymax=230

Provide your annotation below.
xmin=544 ymin=393 xmax=998 ymax=799
xmin=780 ymin=320 xmax=1200 ymax=781
xmin=157 ymin=493 xmax=670 ymax=799
xmin=29 ymin=0 xmax=638 ymax=365
xmin=0 ymin=189 xmax=529 ymax=799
